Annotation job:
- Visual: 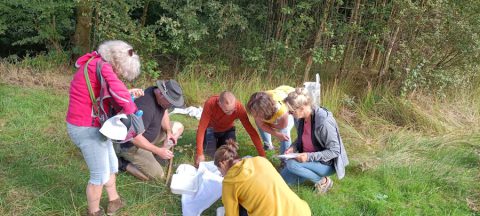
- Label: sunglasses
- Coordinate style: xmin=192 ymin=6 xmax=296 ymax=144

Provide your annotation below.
xmin=128 ymin=49 xmax=135 ymax=57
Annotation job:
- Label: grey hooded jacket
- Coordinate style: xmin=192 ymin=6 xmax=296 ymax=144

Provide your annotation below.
xmin=293 ymin=106 xmax=349 ymax=179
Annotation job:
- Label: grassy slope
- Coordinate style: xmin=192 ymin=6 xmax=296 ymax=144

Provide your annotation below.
xmin=0 ymin=81 xmax=479 ymax=215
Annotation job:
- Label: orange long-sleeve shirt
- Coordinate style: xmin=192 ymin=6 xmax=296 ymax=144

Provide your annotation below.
xmin=196 ymin=96 xmax=265 ymax=157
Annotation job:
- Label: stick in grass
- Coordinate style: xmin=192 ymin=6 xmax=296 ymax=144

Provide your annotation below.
xmin=165 ymin=145 xmax=175 ymax=186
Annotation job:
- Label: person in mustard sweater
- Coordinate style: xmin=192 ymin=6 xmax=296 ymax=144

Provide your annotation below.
xmin=214 ymin=140 xmax=311 ymax=216
xmin=246 ymin=85 xmax=295 ymax=154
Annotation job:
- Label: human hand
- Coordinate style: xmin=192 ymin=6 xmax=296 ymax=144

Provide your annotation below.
xmin=195 ymin=154 xmax=205 ymax=167
xmin=284 ymin=147 xmax=295 ymax=154
xmin=295 ymin=153 xmax=308 ymax=163
xmin=156 ymin=148 xmax=174 ymax=159
xmin=129 ymin=88 xmax=144 ymax=99
xmin=274 ymin=132 xmax=290 ymax=141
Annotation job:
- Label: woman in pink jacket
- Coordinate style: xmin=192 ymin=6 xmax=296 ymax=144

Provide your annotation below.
xmin=66 ymin=40 xmax=141 ymax=216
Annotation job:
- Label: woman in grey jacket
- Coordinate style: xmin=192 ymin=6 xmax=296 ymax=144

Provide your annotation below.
xmin=280 ymin=88 xmax=349 ymax=194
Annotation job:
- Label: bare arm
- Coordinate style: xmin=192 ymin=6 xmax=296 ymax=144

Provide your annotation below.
xmin=255 ymin=118 xmax=289 ymax=141
xmin=272 ymin=113 xmax=289 ymax=129
xmin=161 ymin=109 xmax=176 ymax=144
xmin=237 ymin=105 xmax=266 ymax=156
xmin=131 ymin=133 xmax=173 ymax=159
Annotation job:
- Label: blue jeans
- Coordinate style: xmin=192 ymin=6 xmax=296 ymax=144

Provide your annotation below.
xmin=280 ymin=159 xmax=335 ymax=185
xmin=204 ymin=127 xmax=236 ymax=158
xmin=257 ymin=114 xmax=295 ymax=154
xmin=67 ymin=123 xmax=118 ymax=185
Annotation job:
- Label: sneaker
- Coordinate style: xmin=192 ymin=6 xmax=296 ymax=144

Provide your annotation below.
xmin=315 ymin=177 xmax=333 ymax=195
xmin=263 ymin=143 xmax=275 ymax=151
xmin=107 ymin=198 xmax=125 ymax=215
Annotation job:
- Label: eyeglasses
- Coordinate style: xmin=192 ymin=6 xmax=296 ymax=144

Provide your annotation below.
xmin=288 ymin=108 xmax=299 ymax=115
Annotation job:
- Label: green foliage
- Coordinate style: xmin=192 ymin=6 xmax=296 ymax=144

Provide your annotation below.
xmin=0 ymin=1 xmax=75 ymax=50
xmin=241 ymin=47 xmax=267 ymax=73
xmin=392 ymin=0 xmax=480 ymax=96
xmin=18 ymin=51 xmax=70 ymax=71
xmin=1 ymin=0 xmax=480 ymax=98
xmin=142 ymin=59 xmax=160 ymax=79
xmin=313 ymin=44 xmax=345 ymax=64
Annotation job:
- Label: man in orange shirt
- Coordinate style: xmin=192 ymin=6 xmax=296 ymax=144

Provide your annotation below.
xmin=195 ymin=91 xmax=266 ymax=166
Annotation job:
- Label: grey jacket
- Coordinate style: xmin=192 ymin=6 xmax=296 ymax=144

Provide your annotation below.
xmin=293 ymin=106 xmax=349 ymax=179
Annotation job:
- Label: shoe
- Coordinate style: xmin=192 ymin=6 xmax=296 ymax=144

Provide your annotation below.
xmin=315 ymin=177 xmax=333 ymax=195
xmin=87 ymin=207 xmax=104 ymax=216
xmin=126 ymin=163 xmax=149 ymax=181
xmin=263 ymin=143 xmax=275 ymax=151
xmin=107 ymin=198 xmax=125 ymax=215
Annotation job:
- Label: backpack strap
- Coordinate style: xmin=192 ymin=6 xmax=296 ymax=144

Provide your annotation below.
xmin=95 ymin=60 xmax=111 ymax=124
xmin=83 ymin=56 xmax=99 ymax=125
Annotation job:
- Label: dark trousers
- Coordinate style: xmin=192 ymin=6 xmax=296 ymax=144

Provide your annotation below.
xmin=204 ymin=127 xmax=236 ymax=158
xmin=239 ymin=205 xmax=248 ymax=216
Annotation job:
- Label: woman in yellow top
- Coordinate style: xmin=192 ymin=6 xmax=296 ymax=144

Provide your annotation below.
xmin=214 ymin=140 xmax=311 ymax=216
xmin=246 ymin=86 xmax=295 ymax=154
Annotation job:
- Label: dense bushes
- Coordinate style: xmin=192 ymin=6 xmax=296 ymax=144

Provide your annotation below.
xmin=1 ymin=0 xmax=479 ymax=96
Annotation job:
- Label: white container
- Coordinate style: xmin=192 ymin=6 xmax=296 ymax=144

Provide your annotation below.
xmin=170 ymin=164 xmax=199 ymax=195
xmin=198 ymin=161 xmax=221 ymax=176
xmin=176 ymin=164 xmax=197 ymax=176
xmin=170 ymin=173 xmax=199 ymax=195
xmin=216 ymin=206 xmax=225 ymax=216
xmin=304 ymin=73 xmax=321 ymax=105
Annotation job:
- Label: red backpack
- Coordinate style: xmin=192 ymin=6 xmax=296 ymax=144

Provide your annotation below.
xmin=83 ymin=57 xmax=144 ymax=143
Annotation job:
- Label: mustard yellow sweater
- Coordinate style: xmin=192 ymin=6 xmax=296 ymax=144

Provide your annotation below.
xmin=222 ymin=157 xmax=311 ymax=216
xmin=264 ymin=85 xmax=294 ymax=125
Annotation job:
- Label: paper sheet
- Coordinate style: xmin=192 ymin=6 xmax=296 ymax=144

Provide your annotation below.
xmin=276 ymin=153 xmax=301 ymax=159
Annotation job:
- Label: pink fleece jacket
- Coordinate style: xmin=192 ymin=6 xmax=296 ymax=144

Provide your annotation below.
xmin=66 ymin=51 xmax=137 ymax=127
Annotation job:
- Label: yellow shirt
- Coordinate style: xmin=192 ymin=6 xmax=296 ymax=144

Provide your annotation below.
xmin=264 ymin=86 xmax=294 ymax=125
xmin=222 ymin=157 xmax=311 ymax=216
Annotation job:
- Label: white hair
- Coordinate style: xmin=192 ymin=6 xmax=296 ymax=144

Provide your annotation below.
xmin=97 ymin=40 xmax=141 ymax=81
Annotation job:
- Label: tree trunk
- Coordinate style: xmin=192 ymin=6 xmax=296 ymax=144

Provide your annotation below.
xmin=267 ymin=0 xmax=289 ymax=77
xmin=377 ymin=25 xmax=400 ymax=83
xmin=339 ymin=0 xmax=362 ymax=79
xmin=303 ymin=0 xmax=333 ymax=82
xmin=73 ymin=0 xmax=93 ymax=58
xmin=350 ymin=1 xmax=363 ymax=70
xmin=49 ymin=15 xmax=63 ymax=53
xmin=360 ymin=39 xmax=370 ymax=69
xmin=140 ymin=0 xmax=150 ymax=27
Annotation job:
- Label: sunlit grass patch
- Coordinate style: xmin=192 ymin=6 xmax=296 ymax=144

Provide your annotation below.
xmin=0 ymin=77 xmax=479 ymax=215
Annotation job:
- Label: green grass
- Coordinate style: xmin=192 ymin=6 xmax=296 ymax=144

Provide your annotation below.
xmin=0 ymin=81 xmax=479 ymax=216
